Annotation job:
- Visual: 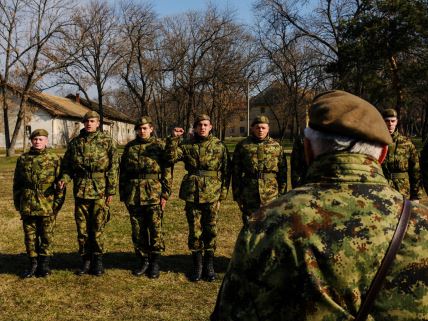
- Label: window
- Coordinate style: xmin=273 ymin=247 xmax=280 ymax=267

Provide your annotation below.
xmin=230 ymin=128 xmax=235 ymax=134
xmin=240 ymin=127 xmax=245 ymax=134
xmin=239 ymin=116 xmax=245 ymax=121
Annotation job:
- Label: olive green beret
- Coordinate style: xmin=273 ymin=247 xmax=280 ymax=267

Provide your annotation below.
xmin=309 ymin=90 xmax=392 ymax=145
xmin=30 ymin=129 xmax=49 ymax=139
xmin=382 ymin=108 xmax=398 ymax=118
xmin=193 ymin=114 xmax=211 ymax=127
xmin=251 ymin=115 xmax=269 ymax=126
xmin=82 ymin=110 xmax=100 ymax=122
xmin=135 ymin=116 xmax=153 ymax=129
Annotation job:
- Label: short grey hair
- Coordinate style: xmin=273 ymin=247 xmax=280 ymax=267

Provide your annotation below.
xmin=304 ymin=127 xmax=383 ymax=160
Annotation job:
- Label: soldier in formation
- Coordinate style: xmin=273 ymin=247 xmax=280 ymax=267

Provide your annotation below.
xmin=13 ymin=129 xmax=65 ymax=278
xmin=212 ymin=90 xmax=428 ymax=320
xmin=232 ymin=115 xmax=287 ymax=224
xmin=381 ymin=108 xmax=422 ymax=201
xmin=119 ymin=116 xmax=171 ymax=279
xmin=166 ymin=114 xmax=230 ymax=282
xmin=59 ymin=111 xmax=119 ymax=276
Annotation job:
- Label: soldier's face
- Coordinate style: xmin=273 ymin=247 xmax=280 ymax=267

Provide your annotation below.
xmin=195 ymin=120 xmax=212 ymax=137
xmin=384 ymin=117 xmax=398 ymax=134
xmin=31 ymin=136 xmax=48 ymax=150
xmin=84 ymin=118 xmax=100 ymax=133
xmin=137 ymin=124 xmax=153 ymax=139
xmin=252 ymin=123 xmax=269 ymax=139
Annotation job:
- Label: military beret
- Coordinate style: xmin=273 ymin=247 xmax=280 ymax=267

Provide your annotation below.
xmin=82 ymin=110 xmax=100 ymax=122
xmin=251 ymin=115 xmax=269 ymax=126
xmin=309 ymin=90 xmax=392 ymax=145
xmin=382 ymin=108 xmax=398 ymax=119
xmin=193 ymin=114 xmax=211 ymax=127
xmin=135 ymin=116 xmax=153 ymax=129
xmin=30 ymin=129 xmax=49 ymax=139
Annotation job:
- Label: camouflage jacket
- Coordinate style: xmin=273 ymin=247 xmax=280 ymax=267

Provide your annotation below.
xmin=61 ymin=129 xmax=119 ymax=199
xmin=13 ymin=148 xmax=65 ymax=216
xmin=119 ymin=136 xmax=172 ymax=206
xmin=382 ymin=130 xmax=422 ymax=200
xmin=212 ymin=153 xmax=428 ymax=321
xmin=232 ymin=135 xmax=287 ymax=208
xmin=290 ymin=134 xmax=308 ymax=188
xmin=166 ymin=134 xmax=231 ymax=203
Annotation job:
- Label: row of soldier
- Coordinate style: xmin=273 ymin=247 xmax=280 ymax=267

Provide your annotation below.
xmin=13 ymin=98 xmax=427 ymax=287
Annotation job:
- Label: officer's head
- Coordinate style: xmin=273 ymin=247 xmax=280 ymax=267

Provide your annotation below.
xmin=30 ymin=129 xmax=49 ymax=150
xmin=135 ymin=116 xmax=154 ymax=139
xmin=82 ymin=111 xmax=100 ymax=133
xmin=251 ymin=115 xmax=270 ymax=140
xmin=305 ymin=90 xmax=392 ymax=165
xmin=193 ymin=114 xmax=212 ymax=138
xmin=382 ymin=108 xmax=398 ymax=135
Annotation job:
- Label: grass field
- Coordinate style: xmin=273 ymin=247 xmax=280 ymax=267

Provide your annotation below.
xmin=0 ymin=157 xmax=243 ymax=321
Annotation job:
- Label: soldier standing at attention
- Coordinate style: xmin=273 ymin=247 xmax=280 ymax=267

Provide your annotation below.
xmin=382 ymin=108 xmax=422 ymax=201
xmin=59 ymin=111 xmax=119 ymax=276
xmin=166 ymin=114 xmax=230 ymax=282
xmin=119 ymin=116 xmax=171 ymax=279
xmin=232 ymin=115 xmax=287 ymax=224
xmin=13 ymin=129 xmax=65 ymax=278
xmin=212 ymin=90 xmax=428 ymax=320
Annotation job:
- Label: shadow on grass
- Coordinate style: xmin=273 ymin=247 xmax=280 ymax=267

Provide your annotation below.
xmin=0 ymin=252 xmax=231 ymax=277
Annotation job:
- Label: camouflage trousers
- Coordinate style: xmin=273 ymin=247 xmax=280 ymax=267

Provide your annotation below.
xmin=126 ymin=204 xmax=165 ymax=257
xmin=22 ymin=215 xmax=56 ymax=257
xmin=239 ymin=203 xmax=261 ymax=226
xmin=389 ymin=177 xmax=411 ymax=199
xmin=74 ymin=198 xmax=110 ymax=256
xmin=185 ymin=201 xmax=219 ymax=252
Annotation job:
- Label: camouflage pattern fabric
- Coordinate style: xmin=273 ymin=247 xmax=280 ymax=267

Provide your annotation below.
xmin=418 ymin=138 xmax=428 ymax=194
xmin=290 ymin=134 xmax=308 ymax=188
xmin=22 ymin=216 xmax=56 ymax=257
xmin=232 ymin=135 xmax=287 ymax=220
xmin=13 ymin=147 xmax=65 ymax=216
xmin=60 ymin=129 xmax=119 ymax=199
xmin=212 ymin=153 xmax=428 ymax=321
xmin=127 ymin=204 xmax=165 ymax=255
xmin=382 ymin=131 xmax=422 ymax=200
xmin=185 ymin=201 xmax=219 ymax=252
xmin=166 ymin=134 xmax=231 ymax=203
xmin=74 ymin=198 xmax=110 ymax=256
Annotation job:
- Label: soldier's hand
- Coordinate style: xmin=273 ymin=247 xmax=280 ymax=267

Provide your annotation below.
xmin=106 ymin=195 xmax=113 ymax=205
xmin=173 ymin=127 xmax=185 ymax=137
xmin=161 ymin=198 xmax=167 ymax=210
xmin=58 ymin=180 xmax=66 ymax=190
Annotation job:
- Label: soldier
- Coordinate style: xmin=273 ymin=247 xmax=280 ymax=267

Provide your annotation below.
xmin=166 ymin=114 xmax=230 ymax=282
xmin=290 ymin=133 xmax=308 ymax=188
xmin=232 ymin=115 xmax=287 ymax=224
xmin=13 ymin=129 xmax=65 ymax=278
xmin=59 ymin=111 xmax=119 ymax=276
xmin=382 ymin=108 xmax=422 ymax=201
xmin=119 ymin=116 xmax=171 ymax=279
xmin=212 ymin=90 xmax=428 ymax=320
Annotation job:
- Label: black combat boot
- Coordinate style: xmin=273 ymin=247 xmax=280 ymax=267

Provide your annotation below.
xmin=132 ymin=256 xmax=149 ymax=277
xmin=37 ymin=256 xmax=51 ymax=277
xmin=203 ymin=250 xmax=216 ymax=282
xmin=75 ymin=254 xmax=91 ymax=276
xmin=92 ymin=254 xmax=104 ymax=276
xmin=189 ymin=251 xmax=203 ymax=282
xmin=147 ymin=252 xmax=161 ymax=279
xmin=21 ymin=257 xmax=38 ymax=278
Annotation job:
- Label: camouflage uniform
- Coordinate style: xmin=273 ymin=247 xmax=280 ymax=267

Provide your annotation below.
xmin=61 ymin=128 xmax=119 ymax=258
xmin=120 ymin=136 xmax=171 ymax=257
xmin=290 ymin=134 xmax=308 ymax=188
xmin=382 ymin=130 xmax=422 ymax=200
xmin=420 ymin=139 xmax=428 ymax=194
xmin=232 ymin=135 xmax=287 ymax=222
xmin=213 ymin=152 xmax=428 ymax=321
xmin=13 ymin=147 xmax=65 ymax=258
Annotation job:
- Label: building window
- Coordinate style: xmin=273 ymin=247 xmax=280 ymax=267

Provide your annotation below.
xmin=239 ymin=116 xmax=245 ymax=121
xmin=260 ymin=107 xmax=265 ymax=113
xmin=230 ymin=128 xmax=235 ymax=134
xmin=240 ymin=127 xmax=245 ymax=134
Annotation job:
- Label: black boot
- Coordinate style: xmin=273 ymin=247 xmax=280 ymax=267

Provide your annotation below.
xmin=189 ymin=251 xmax=203 ymax=282
xmin=21 ymin=257 xmax=38 ymax=278
xmin=92 ymin=254 xmax=104 ymax=276
xmin=37 ymin=256 xmax=51 ymax=277
xmin=132 ymin=256 xmax=149 ymax=277
xmin=147 ymin=252 xmax=161 ymax=279
xmin=203 ymin=250 xmax=216 ymax=282
xmin=75 ymin=254 xmax=91 ymax=276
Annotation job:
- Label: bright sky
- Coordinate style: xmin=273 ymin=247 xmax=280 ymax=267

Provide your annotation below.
xmin=152 ymin=0 xmax=254 ymax=24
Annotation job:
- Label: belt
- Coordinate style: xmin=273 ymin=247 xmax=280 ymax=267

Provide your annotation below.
xmin=24 ymin=183 xmax=52 ymax=191
xmin=189 ymin=170 xmax=219 ymax=177
xmin=133 ymin=173 xmax=161 ymax=179
xmin=76 ymin=172 xmax=105 ymax=179
xmin=244 ymin=172 xmax=277 ymax=179
xmin=390 ymin=172 xmax=408 ymax=179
